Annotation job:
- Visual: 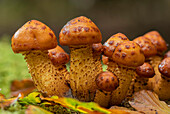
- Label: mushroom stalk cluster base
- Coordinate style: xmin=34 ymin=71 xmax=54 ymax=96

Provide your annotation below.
xmin=107 ymin=61 xmax=135 ymax=105
xmin=69 ymin=45 xmax=102 ymax=102
xmin=23 ymin=50 xmax=69 ymax=97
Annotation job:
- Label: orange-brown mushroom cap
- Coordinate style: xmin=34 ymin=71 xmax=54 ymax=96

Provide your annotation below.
xmin=144 ymin=31 xmax=167 ymax=53
xmin=59 ymin=16 xmax=102 ymax=46
xmin=133 ymin=36 xmax=157 ymax=58
xmin=136 ymin=63 xmax=155 ymax=78
xmin=164 ymin=51 xmax=170 ymax=59
xmin=158 ymin=57 xmax=170 ymax=78
xmin=92 ymin=43 xmax=103 ymax=55
xmin=11 ymin=20 xmax=57 ymax=53
xmin=103 ymin=33 xmax=129 ymax=58
xmin=96 ymin=71 xmax=119 ymax=92
xmin=48 ymin=46 xmax=69 ymax=65
xmin=112 ymin=41 xmax=145 ymax=67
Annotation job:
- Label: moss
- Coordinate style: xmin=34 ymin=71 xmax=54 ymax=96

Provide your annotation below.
xmin=0 ymin=38 xmax=31 ymax=97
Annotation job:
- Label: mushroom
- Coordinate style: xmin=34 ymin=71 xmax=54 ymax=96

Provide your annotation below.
xmin=133 ymin=36 xmax=157 ymax=58
xmin=133 ymin=36 xmax=157 ymax=90
xmin=11 ymin=20 xmax=69 ymax=97
xmin=164 ymin=51 xmax=170 ymax=59
xmin=103 ymin=33 xmax=129 ymax=59
xmin=109 ymin=41 xmax=145 ymax=106
xmin=59 ymin=16 xmax=102 ymax=101
xmin=144 ymin=31 xmax=167 ymax=67
xmin=48 ymin=45 xmax=70 ymax=86
xmin=134 ymin=63 xmax=155 ymax=92
xmin=152 ymin=57 xmax=170 ymax=100
xmin=94 ymin=71 xmax=119 ymax=107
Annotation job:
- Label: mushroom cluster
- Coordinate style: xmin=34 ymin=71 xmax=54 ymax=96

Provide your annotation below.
xmin=11 ymin=16 xmax=169 ymax=108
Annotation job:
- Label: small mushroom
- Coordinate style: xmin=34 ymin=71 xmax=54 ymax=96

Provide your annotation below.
xmin=133 ymin=36 xmax=157 ymax=58
xmin=109 ymin=41 xmax=145 ymax=106
xmin=152 ymin=57 xmax=170 ymax=100
xmin=48 ymin=46 xmax=70 ymax=85
xmin=59 ymin=16 xmax=102 ymax=101
xmin=94 ymin=71 xmax=119 ymax=107
xmin=143 ymin=31 xmax=167 ymax=68
xmin=134 ymin=63 xmax=155 ymax=92
xmin=11 ymin=20 xmax=69 ymax=97
xmin=103 ymin=33 xmax=129 ymax=59
xmin=143 ymin=31 xmax=167 ymax=91
xmin=144 ymin=31 xmax=167 ymax=55
xmin=48 ymin=46 xmax=69 ymax=65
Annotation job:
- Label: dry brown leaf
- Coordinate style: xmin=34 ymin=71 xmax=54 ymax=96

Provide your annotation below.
xmin=129 ymin=90 xmax=170 ymax=114
xmin=10 ymin=79 xmax=36 ymax=97
xmin=110 ymin=106 xmax=141 ymax=114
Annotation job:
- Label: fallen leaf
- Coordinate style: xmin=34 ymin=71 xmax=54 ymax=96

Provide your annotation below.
xmin=129 ymin=90 xmax=170 ymax=114
xmin=19 ymin=92 xmax=41 ymax=105
xmin=10 ymin=79 xmax=36 ymax=97
xmin=25 ymin=105 xmax=52 ymax=114
xmin=110 ymin=106 xmax=141 ymax=114
xmin=0 ymin=93 xmax=24 ymax=109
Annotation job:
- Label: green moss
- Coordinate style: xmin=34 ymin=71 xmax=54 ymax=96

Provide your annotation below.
xmin=0 ymin=37 xmax=31 ymax=97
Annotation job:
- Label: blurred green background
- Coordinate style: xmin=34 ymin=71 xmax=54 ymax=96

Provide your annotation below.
xmin=0 ymin=0 xmax=170 ymax=96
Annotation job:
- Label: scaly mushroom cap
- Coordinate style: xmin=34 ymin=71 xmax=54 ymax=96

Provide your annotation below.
xmin=164 ymin=51 xmax=170 ymax=58
xmin=59 ymin=16 xmax=102 ymax=46
xmin=136 ymin=63 xmax=155 ymax=78
xmin=11 ymin=20 xmax=57 ymax=53
xmin=48 ymin=46 xmax=69 ymax=65
xmin=96 ymin=71 xmax=119 ymax=92
xmin=158 ymin=57 xmax=170 ymax=78
xmin=133 ymin=36 xmax=157 ymax=57
xmin=144 ymin=31 xmax=167 ymax=53
xmin=112 ymin=41 xmax=145 ymax=67
xmin=103 ymin=33 xmax=129 ymax=58
xmin=92 ymin=43 xmax=103 ymax=55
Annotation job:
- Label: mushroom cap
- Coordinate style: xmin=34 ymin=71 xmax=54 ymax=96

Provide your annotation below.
xmin=112 ymin=41 xmax=145 ymax=67
xmin=136 ymin=63 xmax=155 ymax=78
xmin=158 ymin=57 xmax=170 ymax=78
xmin=59 ymin=16 xmax=102 ymax=46
xmin=133 ymin=36 xmax=157 ymax=57
xmin=164 ymin=51 xmax=170 ymax=59
xmin=144 ymin=31 xmax=167 ymax=53
xmin=96 ymin=71 xmax=119 ymax=92
xmin=92 ymin=43 xmax=103 ymax=55
xmin=11 ymin=20 xmax=57 ymax=53
xmin=102 ymin=55 xmax=109 ymax=65
xmin=48 ymin=46 xmax=69 ymax=65
xmin=103 ymin=33 xmax=129 ymax=58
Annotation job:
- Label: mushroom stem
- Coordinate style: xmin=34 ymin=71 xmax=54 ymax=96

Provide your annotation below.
xmin=23 ymin=50 xmax=69 ymax=97
xmin=153 ymin=74 xmax=170 ymax=100
xmin=94 ymin=91 xmax=112 ymax=108
xmin=147 ymin=56 xmax=162 ymax=89
xmin=107 ymin=61 xmax=135 ymax=105
xmin=148 ymin=55 xmax=162 ymax=68
xmin=133 ymin=77 xmax=149 ymax=92
xmin=69 ymin=45 xmax=99 ymax=101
